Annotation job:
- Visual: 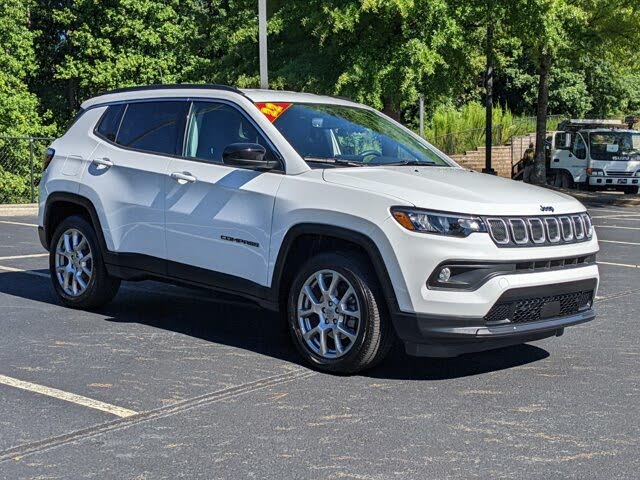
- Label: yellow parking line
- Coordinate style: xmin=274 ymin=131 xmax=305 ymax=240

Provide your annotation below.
xmin=599 ymin=239 xmax=640 ymax=246
xmin=0 ymin=253 xmax=48 ymax=261
xmin=597 ymin=261 xmax=640 ymax=269
xmin=0 ymin=374 xmax=137 ymax=418
xmin=0 ymin=220 xmax=38 ymax=227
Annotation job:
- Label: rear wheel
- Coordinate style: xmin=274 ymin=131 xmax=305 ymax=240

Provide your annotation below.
xmin=287 ymin=252 xmax=394 ymax=374
xmin=50 ymin=215 xmax=120 ymax=309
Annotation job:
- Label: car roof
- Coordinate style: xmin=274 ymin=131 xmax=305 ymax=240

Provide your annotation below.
xmin=81 ymin=84 xmax=359 ymax=110
xmin=241 ymin=89 xmax=357 ymax=106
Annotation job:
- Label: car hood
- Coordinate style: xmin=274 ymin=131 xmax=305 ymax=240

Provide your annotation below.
xmin=322 ymin=166 xmax=585 ymax=216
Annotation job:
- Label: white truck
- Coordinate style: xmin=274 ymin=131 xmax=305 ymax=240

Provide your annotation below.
xmin=548 ymin=118 xmax=640 ymax=194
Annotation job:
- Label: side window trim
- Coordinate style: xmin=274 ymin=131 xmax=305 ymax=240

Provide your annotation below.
xmin=93 ymin=99 xmax=189 ymax=158
xmin=90 ymin=96 xmax=284 ymax=171
xmin=181 ymin=98 xmax=284 ymax=172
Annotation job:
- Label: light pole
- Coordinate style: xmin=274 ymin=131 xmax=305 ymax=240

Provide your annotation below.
xmin=258 ymin=0 xmax=268 ymax=89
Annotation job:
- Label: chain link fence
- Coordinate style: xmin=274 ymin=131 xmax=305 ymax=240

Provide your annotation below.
xmin=0 ymin=136 xmax=54 ymax=204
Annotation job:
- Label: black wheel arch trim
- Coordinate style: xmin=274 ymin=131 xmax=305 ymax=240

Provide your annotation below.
xmin=268 ymin=223 xmax=401 ymax=315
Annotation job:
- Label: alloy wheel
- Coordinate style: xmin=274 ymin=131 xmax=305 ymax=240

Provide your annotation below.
xmin=297 ymin=269 xmax=361 ymax=359
xmin=54 ymin=228 xmax=93 ymax=297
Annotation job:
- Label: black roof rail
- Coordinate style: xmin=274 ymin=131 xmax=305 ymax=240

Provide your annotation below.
xmin=98 ymin=83 xmax=244 ymax=96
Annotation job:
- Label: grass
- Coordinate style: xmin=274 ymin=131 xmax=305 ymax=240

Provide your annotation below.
xmin=423 ymin=102 xmax=562 ymax=155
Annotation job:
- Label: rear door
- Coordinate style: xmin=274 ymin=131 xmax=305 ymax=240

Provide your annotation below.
xmin=164 ymin=100 xmax=284 ymax=288
xmin=80 ymin=100 xmax=189 ymax=266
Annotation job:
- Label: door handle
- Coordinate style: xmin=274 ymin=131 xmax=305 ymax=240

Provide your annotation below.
xmin=91 ymin=157 xmax=114 ymax=168
xmin=170 ymin=172 xmax=197 ymax=184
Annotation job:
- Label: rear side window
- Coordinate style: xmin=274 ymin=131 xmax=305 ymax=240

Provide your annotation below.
xmin=96 ymin=104 xmax=125 ymax=141
xmin=115 ymin=101 xmax=188 ymax=155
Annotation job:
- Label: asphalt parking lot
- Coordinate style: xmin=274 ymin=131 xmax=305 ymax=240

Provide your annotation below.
xmin=0 ymin=204 xmax=639 ymax=479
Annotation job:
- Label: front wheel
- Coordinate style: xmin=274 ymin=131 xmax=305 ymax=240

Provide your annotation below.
xmin=50 ymin=215 xmax=121 ymax=309
xmin=623 ymin=186 xmax=639 ymax=195
xmin=287 ymin=252 xmax=394 ymax=374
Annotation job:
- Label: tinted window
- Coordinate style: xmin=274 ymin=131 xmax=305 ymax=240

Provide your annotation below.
xmin=96 ymin=104 xmax=125 ymax=141
xmin=116 ymin=101 xmax=187 ymax=155
xmin=185 ymin=102 xmax=275 ymax=163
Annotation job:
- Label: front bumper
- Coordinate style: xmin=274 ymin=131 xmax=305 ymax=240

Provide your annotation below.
xmin=588 ymin=176 xmax=639 ymax=187
xmin=393 ymin=278 xmax=596 ymax=357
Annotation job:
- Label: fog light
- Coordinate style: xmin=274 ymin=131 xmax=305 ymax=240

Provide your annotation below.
xmin=438 ymin=267 xmax=451 ymax=282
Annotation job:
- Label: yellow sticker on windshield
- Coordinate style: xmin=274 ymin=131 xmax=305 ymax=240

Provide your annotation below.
xmin=255 ymin=102 xmax=292 ymax=123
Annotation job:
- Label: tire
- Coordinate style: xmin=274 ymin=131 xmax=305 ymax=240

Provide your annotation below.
xmin=287 ymin=251 xmax=394 ymax=374
xmin=49 ymin=215 xmax=120 ymax=309
xmin=624 ymin=186 xmax=639 ymax=195
xmin=559 ymin=171 xmax=573 ymax=189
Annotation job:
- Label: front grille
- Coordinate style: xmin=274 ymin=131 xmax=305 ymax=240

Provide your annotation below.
xmin=606 ymin=171 xmax=633 ymax=177
xmin=485 ymin=213 xmax=592 ymax=247
xmin=485 ymin=290 xmax=594 ymax=324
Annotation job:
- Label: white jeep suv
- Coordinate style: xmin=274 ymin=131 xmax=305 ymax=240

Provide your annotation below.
xmin=38 ymin=85 xmax=599 ymax=373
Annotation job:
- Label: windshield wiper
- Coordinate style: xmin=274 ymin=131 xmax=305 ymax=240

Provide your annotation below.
xmin=304 ymin=157 xmax=364 ymax=167
xmin=374 ymin=160 xmax=438 ymax=166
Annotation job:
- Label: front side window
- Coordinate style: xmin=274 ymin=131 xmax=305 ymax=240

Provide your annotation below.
xmin=262 ymin=103 xmax=450 ymax=167
xmin=185 ymin=102 xmax=276 ymax=164
xmin=574 ymin=134 xmax=587 ymax=160
xmin=115 ymin=101 xmax=188 ymax=156
xmin=589 ymin=131 xmax=640 ymax=161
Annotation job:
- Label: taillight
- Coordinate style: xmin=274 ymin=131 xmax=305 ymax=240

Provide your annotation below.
xmin=43 ymin=148 xmax=55 ymax=171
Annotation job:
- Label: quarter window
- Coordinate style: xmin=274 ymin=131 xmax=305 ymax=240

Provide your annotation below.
xmin=96 ymin=104 xmax=125 ymax=142
xmin=115 ymin=101 xmax=188 ymax=155
xmin=185 ymin=102 xmax=276 ymax=164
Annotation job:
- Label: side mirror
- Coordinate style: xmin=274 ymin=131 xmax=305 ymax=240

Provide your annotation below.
xmin=222 ymin=143 xmax=279 ymax=170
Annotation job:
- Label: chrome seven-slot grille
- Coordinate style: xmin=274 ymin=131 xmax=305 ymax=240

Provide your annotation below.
xmin=484 ymin=213 xmax=592 ymax=247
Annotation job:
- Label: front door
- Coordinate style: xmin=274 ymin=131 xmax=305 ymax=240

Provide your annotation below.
xmin=164 ymin=100 xmax=284 ymax=289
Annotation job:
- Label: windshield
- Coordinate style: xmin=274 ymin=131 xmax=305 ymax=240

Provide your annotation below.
xmin=261 ymin=103 xmax=450 ymax=167
xmin=589 ymin=131 xmax=640 ymax=161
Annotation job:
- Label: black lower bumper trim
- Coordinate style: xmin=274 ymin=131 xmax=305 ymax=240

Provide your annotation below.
xmin=401 ymin=309 xmax=594 ymax=357
xmin=392 ymin=279 xmax=597 ymax=358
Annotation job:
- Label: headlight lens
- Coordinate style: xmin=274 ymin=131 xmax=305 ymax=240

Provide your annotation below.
xmin=391 ymin=207 xmax=487 ymax=237
xmin=635 ymin=171 xmax=640 ymax=177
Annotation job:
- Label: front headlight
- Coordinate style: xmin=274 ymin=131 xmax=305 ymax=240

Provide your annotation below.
xmin=391 ymin=207 xmax=487 ymax=237
xmin=635 ymin=171 xmax=640 ymax=177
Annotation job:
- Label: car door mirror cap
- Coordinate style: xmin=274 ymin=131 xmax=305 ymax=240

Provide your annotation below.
xmin=222 ymin=143 xmax=277 ymax=170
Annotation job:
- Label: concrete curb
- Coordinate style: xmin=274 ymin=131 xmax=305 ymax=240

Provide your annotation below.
xmin=0 ymin=204 xmax=38 ymax=217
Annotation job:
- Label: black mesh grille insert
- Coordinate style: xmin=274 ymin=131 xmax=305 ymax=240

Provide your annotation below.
xmin=545 ymin=218 xmax=561 ymax=242
xmin=510 ymin=219 xmax=528 ymax=244
xmin=529 ymin=219 xmax=545 ymax=243
xmin=572 ymin=215 xmax=585 ymax=239
xmin=487 ymin=219 xmax=509 ymax=243
xmin=560 ymin=216 xmax=574 ymax=241
xmin=485 ymin=290 xmax=594 ymax=324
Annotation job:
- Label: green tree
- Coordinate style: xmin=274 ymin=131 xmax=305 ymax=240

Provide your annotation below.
xmin=0 ymin=0 xmax=54 ymax=203
xmin=31 ymin=0 xmax=209 ymax=121
xmin=511 ymin=0 xmax=640 ymax=184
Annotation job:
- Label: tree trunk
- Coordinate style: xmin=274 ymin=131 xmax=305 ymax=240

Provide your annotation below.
xmin=382 ymin=98 xmax=401 ymax=122
xmin=532 ymin=52 xmax=552 ymax=185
